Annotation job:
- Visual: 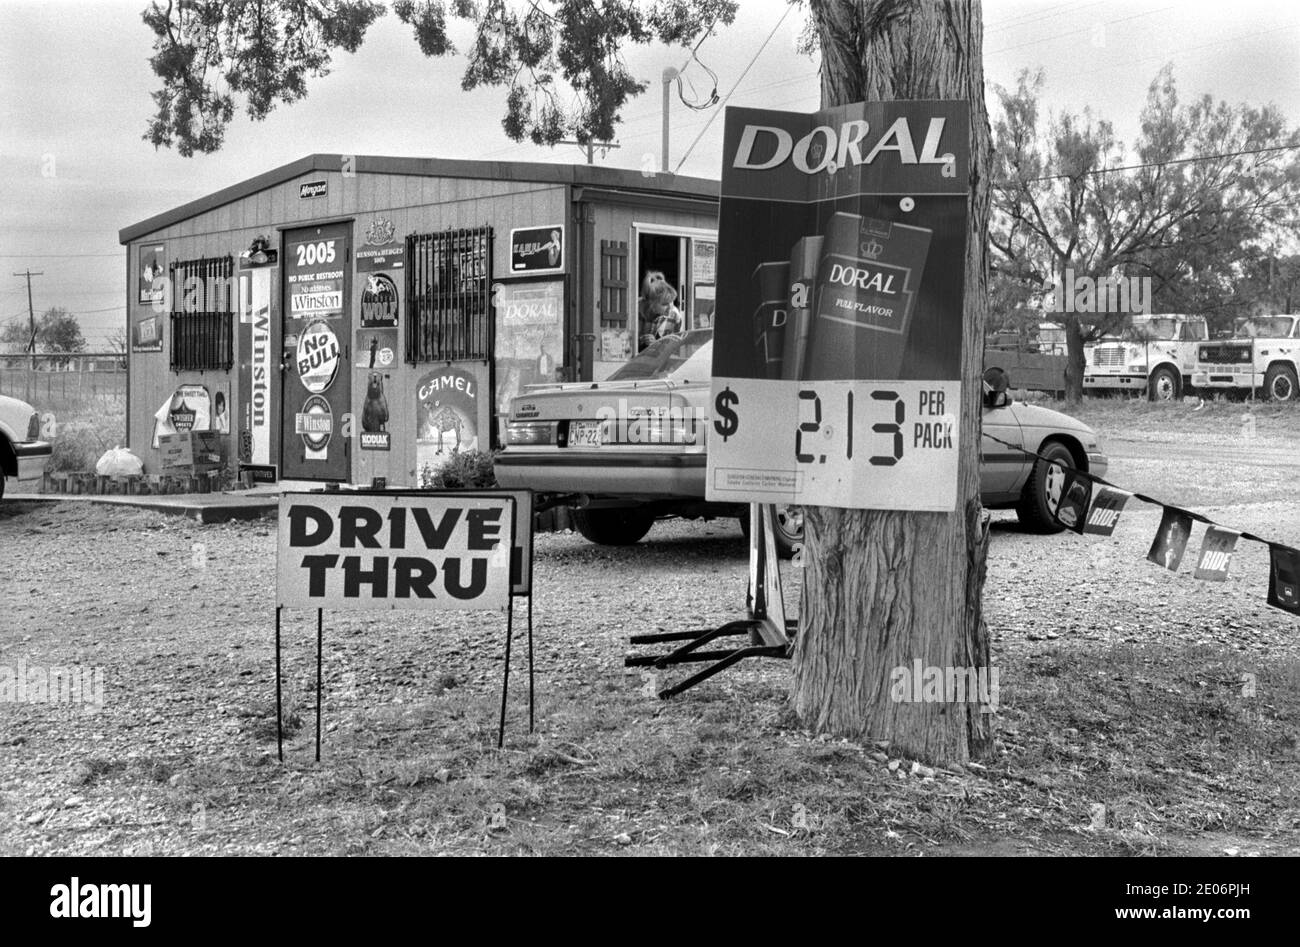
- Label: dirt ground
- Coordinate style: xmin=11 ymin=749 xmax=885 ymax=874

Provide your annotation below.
xmin=1 ymin=398 xmax=1297 ymax=856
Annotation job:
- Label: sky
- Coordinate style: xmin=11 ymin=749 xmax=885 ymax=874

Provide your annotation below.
xmin=1 ymin=0 xmax=1298 ymax=347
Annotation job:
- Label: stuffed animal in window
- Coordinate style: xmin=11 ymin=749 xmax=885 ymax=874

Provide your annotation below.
xmin=638 ymin=270 xmax=683 ymax=349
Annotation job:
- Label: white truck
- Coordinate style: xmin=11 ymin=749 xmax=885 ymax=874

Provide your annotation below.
xmin=1083 ymin=313 xmax=1209 ymax=401
xmin=1192 ymin=314 xmax=1300 ymax=402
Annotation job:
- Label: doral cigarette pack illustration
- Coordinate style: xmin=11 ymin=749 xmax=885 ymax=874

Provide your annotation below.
xmin=808 ymin=213 xmax=931 ymax=380
xmin=781 ymin=236 xmax=821 ymax=381
xmin=753 ymin=261 xmax=791 ymax=379
xmin=708 ymin=100 xmax=970 ymax=511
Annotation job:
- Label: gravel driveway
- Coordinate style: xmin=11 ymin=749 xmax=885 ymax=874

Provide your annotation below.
xmin=1 ymin=400 xmax=1297 ymax=855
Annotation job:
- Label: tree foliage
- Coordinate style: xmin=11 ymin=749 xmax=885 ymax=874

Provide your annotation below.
xmin=990 ymin=65 xmax=1300 ymax=395
xmin=1 ymin=308 xmax=87 ymax=354
xmin=142 ymin=0 xmax=737 ymax=155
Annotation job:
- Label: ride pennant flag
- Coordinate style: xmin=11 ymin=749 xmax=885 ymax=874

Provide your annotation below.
xmin=707 ymin=100 xmax=970 ymax=511
xmin=1082 ymin=485 xmax=1131 ymax=536
xmin=1193 ymin=526 xmax=1241 ymax=582
xmin=1147 ymin=507 xmax=1194 ymax=572
xmin=1267 ymin=544 xmax=1300 ymax=615
xmin=1053 ymin=469 xmax=1092 ymax=534
xmin=276 ymin=493 xmax=513 ymax=611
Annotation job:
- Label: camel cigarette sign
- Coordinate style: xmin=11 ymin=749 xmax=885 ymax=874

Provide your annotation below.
xmin=707 ymin=100 xmax=970 ymax=512
xmin=276 ymin=493 xmax=513 ymax=611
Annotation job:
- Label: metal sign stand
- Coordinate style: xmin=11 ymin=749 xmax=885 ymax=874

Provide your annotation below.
xmin=274 ymin=597 xmax=533 ymax=760
xmin=273 ymin=489 xmax=537 ymax=761
xmin=496 ymin=591 xmax=537 ymax=749
xmin=625 ymin=504 xmax=794 ymax=697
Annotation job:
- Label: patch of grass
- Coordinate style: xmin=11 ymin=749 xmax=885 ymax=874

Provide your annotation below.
xmin=1052 ymin=396 xmax=1300 ymax=441
xmin=995 ymin=642 xmax=1300 ymax=840
xmin=48 ymin=402 xmax=127 ymax=472
xmin=68 ymin=756 xmax=127 ymax=787
xmin=27 ymin=645 xmax=1300 ymax=856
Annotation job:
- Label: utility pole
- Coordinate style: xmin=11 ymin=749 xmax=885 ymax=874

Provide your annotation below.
xmin=12 ymin=270 xmax=43 ymax=398
xmin=559 ymin=140 xmax=621 ymax=165
xmin=661 ymin=67 xmax=678 ymax=173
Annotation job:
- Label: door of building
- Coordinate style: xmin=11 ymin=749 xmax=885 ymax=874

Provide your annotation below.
xmin=281 ymin=222 xmax=351 ymax=481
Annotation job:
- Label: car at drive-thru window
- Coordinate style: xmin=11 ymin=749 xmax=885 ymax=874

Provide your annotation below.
xmin=0 ymin=393 xmax=51 ymax=501
xmin=495 ymin=329 xmax=1109 ymax=554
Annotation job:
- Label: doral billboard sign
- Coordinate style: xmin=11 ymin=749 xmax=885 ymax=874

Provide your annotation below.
xmin=707 ymin=101 xmax=971 ymax=512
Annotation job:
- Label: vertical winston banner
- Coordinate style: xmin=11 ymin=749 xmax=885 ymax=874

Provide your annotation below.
xmin=238 ymin=262 xmax=274 ymax=472
xmin=707 ymin=102 xmax=970 ymax=511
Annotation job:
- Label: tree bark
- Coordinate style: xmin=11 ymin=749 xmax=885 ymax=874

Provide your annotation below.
xmin=1064 ymin=314 xmax=1086 ymax=402
xmin=795 ymin=0 xmax=993 ymax=764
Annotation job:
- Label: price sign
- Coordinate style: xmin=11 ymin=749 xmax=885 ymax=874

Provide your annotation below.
xmin=711 ymin=380 xmax=959 ymax=509
xmin=707 ymin=100 xmax=970 ymax=511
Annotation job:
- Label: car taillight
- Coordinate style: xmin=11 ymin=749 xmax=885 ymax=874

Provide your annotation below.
xmin=27 ymin=412 xmax=40 ymax=441
xmin=506 ymin=421 xmax=556 ymax=445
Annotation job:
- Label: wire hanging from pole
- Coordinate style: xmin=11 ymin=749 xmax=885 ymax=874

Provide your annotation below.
xmin=674 ymin=4 xmax=794 ymax=174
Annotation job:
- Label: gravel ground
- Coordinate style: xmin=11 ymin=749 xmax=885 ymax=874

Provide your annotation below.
xmin=1 ymin=400 xmax=1297 ymax=855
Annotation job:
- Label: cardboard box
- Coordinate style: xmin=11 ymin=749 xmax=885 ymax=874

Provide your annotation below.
xmin=159 ymin=431 xmax=223 ymax=471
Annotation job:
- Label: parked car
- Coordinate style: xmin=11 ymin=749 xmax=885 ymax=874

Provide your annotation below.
xmin=0 ymin=393 xmax=51 ymax=501
xmin=495 ymin=330 xmax=1108 ymax=553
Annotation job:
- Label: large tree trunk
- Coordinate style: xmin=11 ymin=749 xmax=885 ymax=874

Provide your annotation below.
xmin=794 ymin=0 xmax=992 ymax=764
xmin=1064 ymin=314 xmax=1086 ymax=402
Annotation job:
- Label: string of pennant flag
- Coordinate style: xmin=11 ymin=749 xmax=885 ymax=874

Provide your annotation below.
xmin=982 ymin=432 xmax=1300 ymax=617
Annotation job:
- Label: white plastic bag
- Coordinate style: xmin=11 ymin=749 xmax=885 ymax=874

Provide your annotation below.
xmin=95 ymin=446 xmax=144 ymax=478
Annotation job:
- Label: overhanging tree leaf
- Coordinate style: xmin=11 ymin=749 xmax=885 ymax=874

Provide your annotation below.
xmin=142 ymin=0 xmax=738 ymax=154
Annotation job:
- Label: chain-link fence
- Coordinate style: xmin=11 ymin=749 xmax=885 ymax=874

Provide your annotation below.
xmin=0 ymin=353 xmax=126 ymax=411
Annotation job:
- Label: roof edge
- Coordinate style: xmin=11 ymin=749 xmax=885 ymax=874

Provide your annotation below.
xmin=119 ymin=154 xmax=719 ymax=245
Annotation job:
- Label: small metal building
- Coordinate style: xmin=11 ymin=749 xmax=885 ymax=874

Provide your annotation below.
xmin=118 ymin=154 xmax=718 ymax=486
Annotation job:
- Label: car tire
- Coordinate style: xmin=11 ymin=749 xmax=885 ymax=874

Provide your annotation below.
xmin=571 ymin=508 xmax=655 ymax=546
xmin=1015 ymin=440 xmax=1075 ymax=534
xmin=738 ymin=505 xmax=801 ymax=559
xmin=1264 ymin=364 xmax=1299 ymax=403
xmin=1148 ymin=365 xmax=1181 ymax=402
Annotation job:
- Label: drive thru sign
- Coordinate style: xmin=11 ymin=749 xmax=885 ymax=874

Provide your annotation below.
xmin=276 ymin=493 xmax=513 ymax=611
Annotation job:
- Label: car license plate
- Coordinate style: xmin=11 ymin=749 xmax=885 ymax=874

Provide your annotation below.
xmin=568 ymin=420 xmax=604 ymax=447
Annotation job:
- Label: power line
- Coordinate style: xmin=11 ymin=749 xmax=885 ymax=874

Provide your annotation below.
xmin=1039 ymin=21 xmax=1300 ymax=86
xmin=674 ymin=3 xmax=794 ymax=174
xmin=985 ymin=0 xmax=1107 ymax=32
xmin=0 ymin=252 xmax=121 ymax=258
xmin=1026 ymin=143 xmax=1300 ymax=182
xmin=987 ymin=4 xmax=1179 ymax=55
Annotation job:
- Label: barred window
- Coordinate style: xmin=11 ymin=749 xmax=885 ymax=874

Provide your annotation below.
xmin=406 ymin=226 xmax=493 ymax=362
xmin=169 ymin=255 xmax=234 ymax=372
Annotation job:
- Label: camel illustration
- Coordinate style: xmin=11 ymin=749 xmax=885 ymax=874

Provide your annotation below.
xmin=421 ymin=401 xmax=462 ymax=454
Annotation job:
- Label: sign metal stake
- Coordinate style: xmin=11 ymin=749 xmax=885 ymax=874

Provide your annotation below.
xmin=315 ymin=608 xmax=323 ymax=763
xmin=497 ymin=602 xmax=515 ymax=749
xmin=275 ymin=605 xmax=284 ymax=762
xmin=527 ymin=595 xmax=535 ymax=733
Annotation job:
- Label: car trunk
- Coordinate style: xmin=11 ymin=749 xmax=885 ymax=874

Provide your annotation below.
xmin=514 ymin=380 xmax=705 ymax=449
